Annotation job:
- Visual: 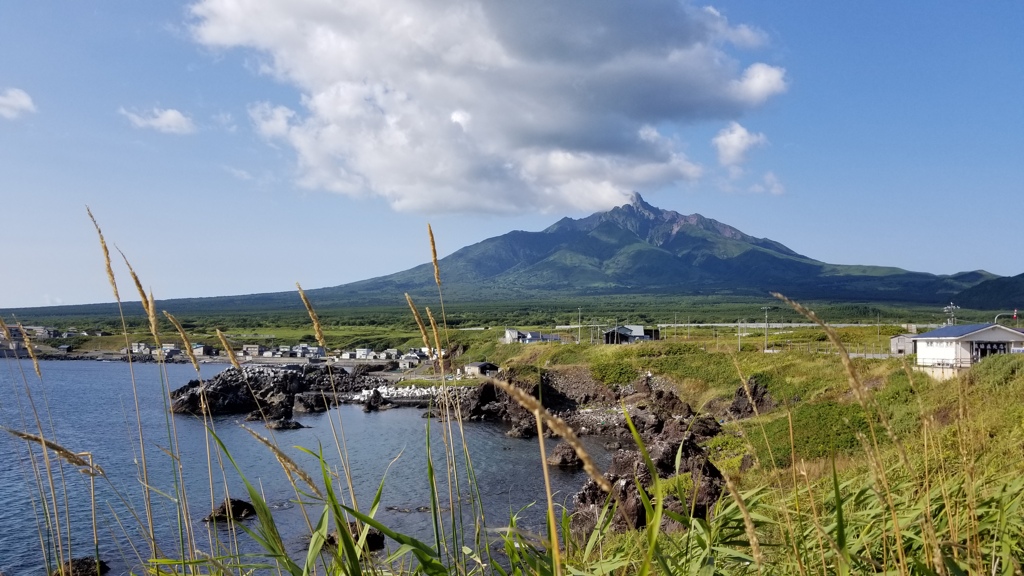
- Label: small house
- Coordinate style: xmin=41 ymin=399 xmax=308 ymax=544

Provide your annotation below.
xmin=398 ymin=355 xmax=421 ymax=370
xmin=912 ymin=323 xmax=1024 ymax=371
xmin=241 ymin=344 xmax=264 ymax=357
xmin=890 ymin=334 xmax=916 ymax=355
xmin=463 ymin=361 xmax=498 ymax=378
xmin=603 ymin=325 xmax=655 ymax=344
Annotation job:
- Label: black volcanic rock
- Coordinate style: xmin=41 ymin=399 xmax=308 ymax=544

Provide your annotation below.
xmin=170 ymin=366 xmax=388 ymax=418
xmin=266 ymin=419 xmax=306 ymax=430
xmin=728 ymin=378 xmax=775 ymax=419
xmin=569 ymin=435 xmax=724 ymax=540
xmin=52 ymin=558 xmax=109 ymax=576
xmin=547 ymin=441 xmax=583 ymax=469
xmin=204 ymin=498 xmax=257 ymax=522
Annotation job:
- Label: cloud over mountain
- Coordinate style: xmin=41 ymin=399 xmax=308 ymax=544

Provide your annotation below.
xmin=190 ymin=0 xmax=787 ymax=213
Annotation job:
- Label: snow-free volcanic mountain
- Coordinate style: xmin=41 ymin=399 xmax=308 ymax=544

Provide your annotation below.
xmin=307 ymin=193 xmax=991 ymax=305
xmin=0 ymin=194 xmax=997 ymax=316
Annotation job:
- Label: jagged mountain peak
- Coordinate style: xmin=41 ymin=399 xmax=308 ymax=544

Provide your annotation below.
xmin=546 ymin=193 xmax=799 ymax=256
xmin=626 ymin=192 xmax=658 ymax=216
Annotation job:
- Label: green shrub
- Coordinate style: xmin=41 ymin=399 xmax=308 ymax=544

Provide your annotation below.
xmin=877 ymin=371 xmax=923 ymax=438
xmin=622 ymin=342 xmax=704 ymax=358
xmin=746 ymin=400 xmax=871 ymax=468
xmin=970 ymin=354 xmax=1024 ymax=388
xmin=540 ymin=344 xmax=592 ymax=365
xmin=503 ymin=363 xmax=543 ymax=386
xmin=591 ymin=360 xmax=637 ymax=385
xmin=704 ymin=430 xmax=750 ymax=476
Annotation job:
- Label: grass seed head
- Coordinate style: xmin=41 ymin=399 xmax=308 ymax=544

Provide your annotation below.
xmin=116 ymin=247 xmax=161 ymax=346
xmin=0 ymin=316 xmax=12 ymax=343
xmin=16 ymin=322 xmax=42 ymax=379
xmin=216 ymin=329 xmax=242 ymax=371
xmin=164 ymin=311 xmax=200 ymax=373
xmin=243 ymin=426 xmax=323 ymax=499
xmin=5 ymin=428 xmax=106 ymax=477
xmin=118 ymin=247 xmax=149 ymax=316
xmin=428 ymin=223 xmax=441 ymax=288
xmin=426 ymin=307 xmax=443 ymax=364
xmin=296 ymin=283 xmax=327 ymax=350
xmin=405 ymin=294 xmax=432 ymax=353
xmin=86 ymin=206 xmax=120 ymax=301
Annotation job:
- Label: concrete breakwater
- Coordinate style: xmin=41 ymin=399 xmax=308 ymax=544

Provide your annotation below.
xmin=348 ymin=385 xmax=472 ymax=408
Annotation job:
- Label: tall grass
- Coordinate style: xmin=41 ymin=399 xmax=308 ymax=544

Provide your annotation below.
xmin=4 ymin=218 xmax=1024 ymax=575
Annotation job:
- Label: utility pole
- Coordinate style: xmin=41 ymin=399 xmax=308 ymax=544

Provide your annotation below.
xmin=761 ymin=306 xmax=772 ymax=352
xmin=876 ymin=312 xmax=880 ymax=353
xmin=738 ymin=319 xmax=744 ymax=352
xmin=578 ymin=307 xmax=582 ymax=344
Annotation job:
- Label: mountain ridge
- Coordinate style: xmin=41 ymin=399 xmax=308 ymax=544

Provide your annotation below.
xmin=1 ymin=194 xmax=1005 ymax=315
xmin=313 ymin=192 xmax=993 ymax=305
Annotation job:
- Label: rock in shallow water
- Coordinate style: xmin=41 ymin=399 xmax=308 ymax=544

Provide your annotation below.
xmin=204 ymin=498 xmax=257 ymax=522
xmin=51 ymin=558 xmax=109 ymax=576
xmin=266 ymin=419 xmax=306 ymax=430
xmin=546 ymin=441 xmax=583 ymax=469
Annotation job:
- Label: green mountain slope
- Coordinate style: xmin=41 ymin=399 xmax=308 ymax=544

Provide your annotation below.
xmin=312 ymin=193 xmax=996 ymax=305
xmin=955 ymin=273 xmax=1024 ymax=310
xmin=2 ymin=193 xmax=1004 ymax=316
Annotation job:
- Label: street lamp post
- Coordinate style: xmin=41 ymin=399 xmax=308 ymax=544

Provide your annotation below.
xmin=994 ymin=311 xmax=1018 ymax=325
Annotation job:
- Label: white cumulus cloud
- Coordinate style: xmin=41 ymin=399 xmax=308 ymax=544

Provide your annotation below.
xmin=191 ymin=0 xmax=787 ymax=214
xmin=712 ymin=122 xmax=768 ymax=167
xmin=0 ymin=88 xmax=37 ymax=119
xmin=730 ymin=63 xmax=788 ymax=105
xmin=120 ymin=107 xmax=196 ymax=134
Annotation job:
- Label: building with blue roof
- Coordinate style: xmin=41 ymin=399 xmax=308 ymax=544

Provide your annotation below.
xmin=912 ymin=323 xmax=1024 ymax=372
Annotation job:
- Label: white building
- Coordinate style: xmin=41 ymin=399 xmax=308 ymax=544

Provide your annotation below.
xmin=241 ymin=344 xmax=264 ymax=359
xmin=912 ymin=323 xmax=1024 ymax=370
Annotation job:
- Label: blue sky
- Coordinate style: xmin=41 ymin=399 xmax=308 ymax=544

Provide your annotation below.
xmin=2 ymin=1 xmax=1021 ymax=309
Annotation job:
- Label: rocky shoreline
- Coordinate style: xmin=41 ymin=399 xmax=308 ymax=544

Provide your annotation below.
xmin=169 ymin=363 xmax=772 ymax=541
xmin=169 ymin=364 xmax=409 ymax=424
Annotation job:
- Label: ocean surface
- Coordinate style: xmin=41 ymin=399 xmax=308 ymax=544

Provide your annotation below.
xmin=0 ymin=360 xmax=612 ymax=575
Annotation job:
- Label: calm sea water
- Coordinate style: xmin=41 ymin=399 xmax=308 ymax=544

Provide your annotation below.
xmin=0 ymin=359 xmax=610 ymax=575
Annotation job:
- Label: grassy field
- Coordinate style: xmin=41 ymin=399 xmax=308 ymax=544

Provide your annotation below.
xmin=10 ymin=292 xmax=1024 ymax=575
